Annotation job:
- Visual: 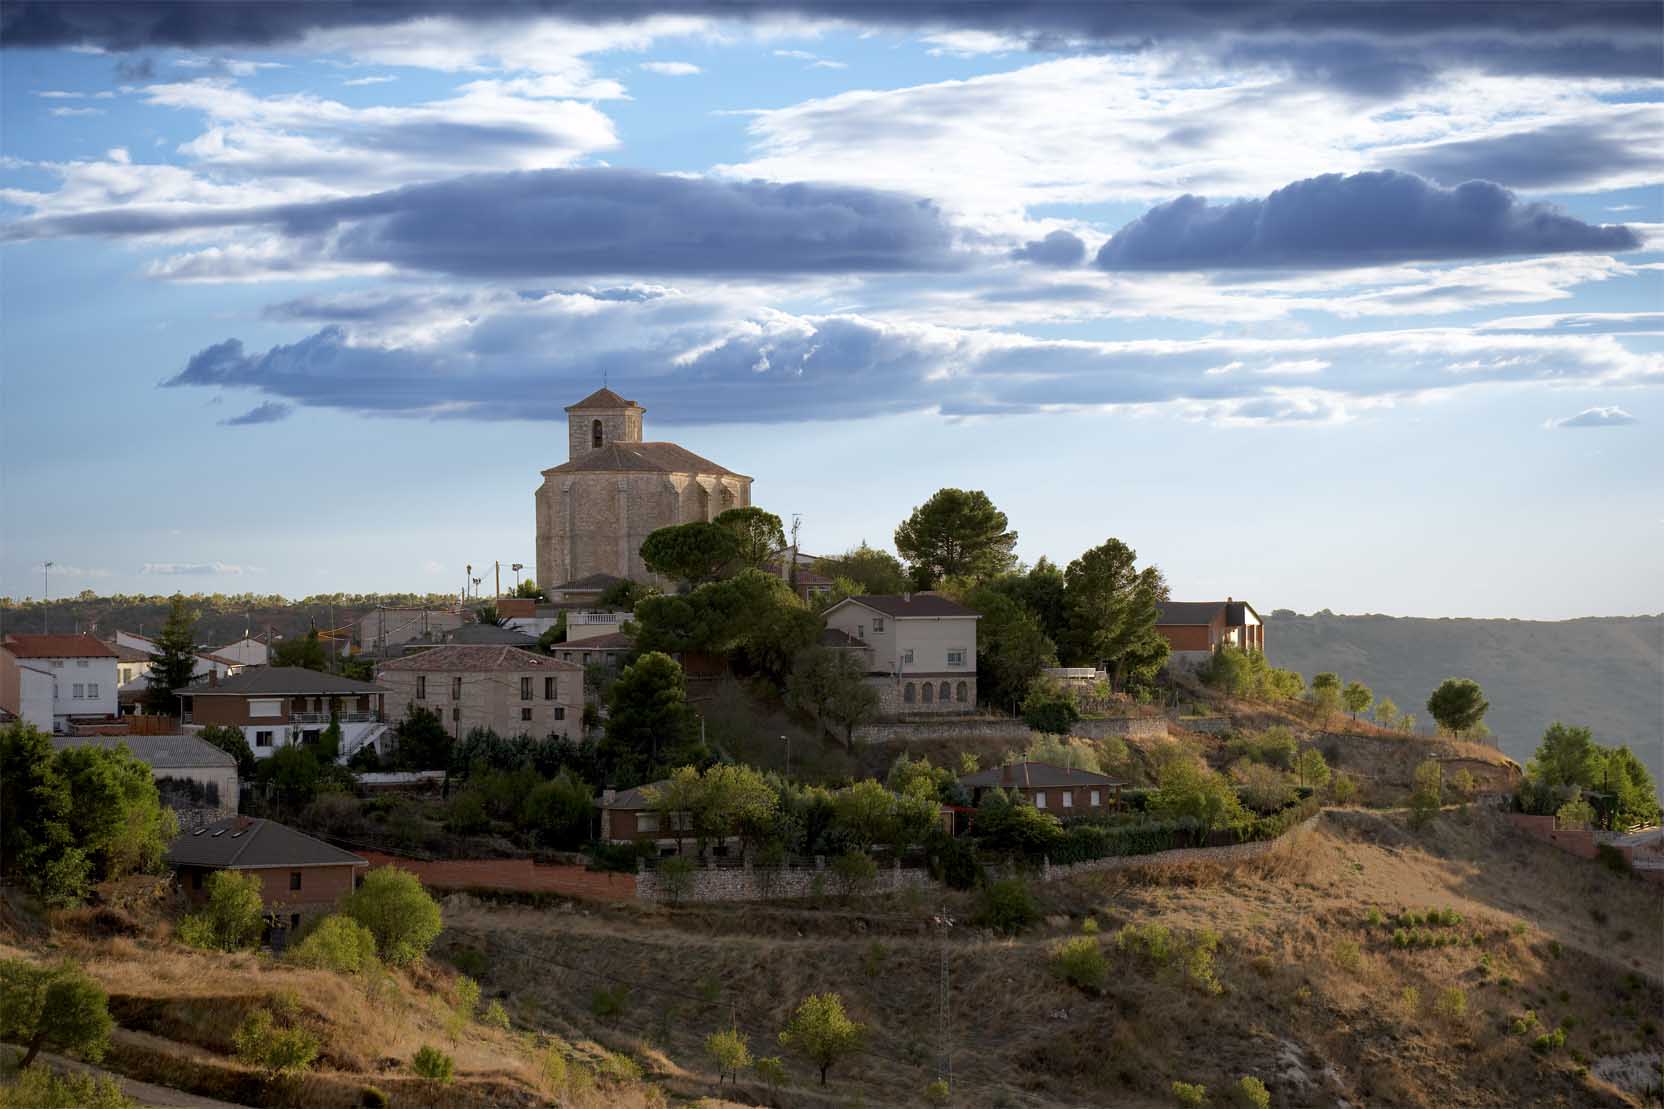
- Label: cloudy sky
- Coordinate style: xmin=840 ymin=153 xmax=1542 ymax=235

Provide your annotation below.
xmin=1 ymin=2 xmax=1659 ymax=618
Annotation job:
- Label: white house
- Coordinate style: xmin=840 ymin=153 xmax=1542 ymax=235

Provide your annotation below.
xmin=212 ymin=636 xmax=270 ymax=667
xmin=1 ymin=634 xmax=119 ymax=730
xmin=821 ymin=594 xmax=980 ymax=716
xmin=177 ymin=667 xmax=388 ymax=762
xmin=0 ymin=645 xmax=56 ymax=731
xmin=110 ymin=631 xmax=245 ymax=708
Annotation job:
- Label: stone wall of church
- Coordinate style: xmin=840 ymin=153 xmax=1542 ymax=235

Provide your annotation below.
xmin=536 ymin=471 xmax=752 ymax=589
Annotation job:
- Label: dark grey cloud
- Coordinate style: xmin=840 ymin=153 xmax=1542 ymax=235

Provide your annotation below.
xmin=218 ymin=400 xmax=291 ymax=425
xmin=5 ymin=169 xmax=964 ymax=278
xmin=1094 ymin=171 xmax=1640 ymax=271
xmin=1549 ymin=406 xmax=1638 ymax=429
xmin=1394 ymin=114 xmax=1660 ymax=190
xmin=5 ymin=3 xmax=1655 ymax=94
xmin=1010 ymin=230 xmax=1086 ymax=267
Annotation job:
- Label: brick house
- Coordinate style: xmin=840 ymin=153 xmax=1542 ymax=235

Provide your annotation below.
xmin=176 ymin=667 xmax=388 ymax=762
xmin=2 ymin=634 xmax=120 ymax=730
xmin=166 ymin=815 xmax=367 ymax=930
xmin=599 ymin=780 xmax=694 ymax=853
xmin=958 ymin=762 xmax=1125 ymax=816
xmin=1154 ymin=599 xmax=1264 ymax=670
xmin=822 ymin=594 xmax=979 ymax=716
xmin=375 ymin=644 xmax=584 ymax=740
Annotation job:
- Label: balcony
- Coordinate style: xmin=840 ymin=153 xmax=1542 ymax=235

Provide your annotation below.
xmin=291 ymin=711 xmax=379 ymax=724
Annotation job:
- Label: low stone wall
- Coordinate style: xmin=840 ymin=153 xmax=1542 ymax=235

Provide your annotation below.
xmin=1071 ymin=716 xmax=1168 ymax=742
xmin=636 ymin=857 xmax=936 ymax=903
xmin=1034 ymin=813 xmax=1321 ymax=883
xmin=850 ymin=718 xmax=1033 ymax=746
xmin=1173 ymin=715 xmax=1232 ymax=735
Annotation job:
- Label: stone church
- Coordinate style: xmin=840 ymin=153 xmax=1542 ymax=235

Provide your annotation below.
xmin=535 ymin=388 xmax=753 ymax=591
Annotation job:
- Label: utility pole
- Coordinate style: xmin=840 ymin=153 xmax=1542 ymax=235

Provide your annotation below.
xmin=42 ymin=561 xmax=52 ymax=632
xmin=494 ymin=560 xmax=500 ymax=599
xmin=781 ymin=733 xmax=790 ymax=779
xmin=937 ymin=908 xmax=952 ymax=1098
xmin=465 ymin=564 xmax=473 ymax=601
xmin=512 ymin=563 xmax=524 ymax=592
xmin=788 ymin=514 xmax=802 ymax=592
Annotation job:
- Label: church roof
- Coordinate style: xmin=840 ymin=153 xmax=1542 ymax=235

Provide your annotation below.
xmin=541 ymin=442 xmax=748 ymax=479
xmin=566 ymin=387 xmax=642 ymax=412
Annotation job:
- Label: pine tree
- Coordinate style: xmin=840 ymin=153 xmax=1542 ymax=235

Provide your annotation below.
xmin=144 ymin=595 xmax=199 ymax=714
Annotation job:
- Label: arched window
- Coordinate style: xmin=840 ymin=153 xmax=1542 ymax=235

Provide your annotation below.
xmin=956 ymin=681 xmax=968 ymax=703
xmin=591 ymin=419 xmax=604 ymax=448
xmin=922 ymin=683 xmax=934 ymax=704
xmin=939 ymin=681 xmax=950 ymax=703
xmin=903 ymin=682 xmax=916 ymax=704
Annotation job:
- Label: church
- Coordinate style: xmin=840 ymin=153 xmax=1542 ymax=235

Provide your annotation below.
xmin=535 ymin=388 xmax=753 ymax=591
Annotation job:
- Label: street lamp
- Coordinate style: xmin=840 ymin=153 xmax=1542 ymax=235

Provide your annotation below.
xmin=511 ymin=563 xmax=524 ymax=591
xmin=781 ymin=734 xmax=791 ymax=779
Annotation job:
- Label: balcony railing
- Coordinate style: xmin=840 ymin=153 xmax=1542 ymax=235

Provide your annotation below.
xmin=291 ymin=711 xmax=379 ymax=724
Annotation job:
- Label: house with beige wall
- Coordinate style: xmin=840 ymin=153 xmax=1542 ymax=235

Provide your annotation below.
xmin=375 ymin=644 xmax=583 ymax=741
xmin=822 ymin=594 xmax=979 ymax=716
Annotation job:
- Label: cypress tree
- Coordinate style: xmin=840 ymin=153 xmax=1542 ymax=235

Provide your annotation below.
xmin=144 ymin=594 xmax=199 ymax=714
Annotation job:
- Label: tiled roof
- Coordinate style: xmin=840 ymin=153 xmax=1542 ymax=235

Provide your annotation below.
xmin=444 ymin=624 xmax=540 ymax=647
xmin=177 ymin=666 xmax=385 ymax=696
xmin=541 ymin=442 xmax=744 ymax=478
xmin=4 ymin=634 xmax=119 ymax=659
xmin=601 ymin=779 xmax=671 ymax=809
xmin=166 ymin=816 xmax=365 ymax=869
xmin=1156 ymin=601 xmax=1227 ymax=626
xmin=1224 ymin=600 xmax=1260 ymax=626
xmin=565 ymin=387 xmax=642 ymax=412
xmin=376 ymin=645 xmax=580 ymax=673
xmin=52 ymin=733 xmax=236 ymax=770
xmin=828 ymin=594 xmax=978 ymax=619
xmin=958 ymin=762 xmax=1125 ymax=789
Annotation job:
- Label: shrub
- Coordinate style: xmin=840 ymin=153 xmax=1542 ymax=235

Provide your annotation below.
xmin=341 ymin=867 xmax=442 ymax=966
xmin=1409 ymin=760 xmax=1442 ymax=829
xmin=359 ymin=1086 xmax=389 ymax=1108
xmin=1331 ymin=938 xmax=1362 ymax=973
xmin=1233 ymin=1076 xmax=1271 ymax=1109
xmin=1329 ymin=772 xmax=1359 ymax=804
xmin=540 ymin=1043 xmax=569 ymax=1093
xmin=0 ymin=958 xmax=113 ymax=1068
xmin=1236 ymin=763 xmax=1294 ymax=813
xmin=453 ymin=976 xmax=481 ymax=1021
xmin=1082 ymin=916 xmax=1100 ymax=935
xmin=1171 ymin=1080 xmax=1209 ymax=1106
xmin=1052 ymin=937 xmax=1108 ymax=992
xmin=591 ymin=985 xmax=629 ymax=1021
xmin=1116 ymin=921 xmax=1174 ymax=966
xmin=704 ymin=1026 xmax=751 ymax=1084
xmin=752 ymin=1055 xmax=788 ymax=1093
xmin=0 ymin=1068 xmax=133 ymax=1108
xmin=656 ymin=856 xmax=696 ymax=905
xmin=778 ymin=993 xmax=864 ymax=1086
xmin=1511 ymin=1010 xmax=1541 ymax=1035
xmin=1181 ymin=930 xmax=1224 ymax=995
xmin=178 ymin=870 xmax=264 ymax=952
xmin=233 ymin=1008 xmax=319 ymax=1080
xmin=1433 ymin=987 xmax=1467 ymax=1021
xmin=1595 ymin=843 xmax=1632 ymax=874
xmin=481 ymin=999 xmax=510 ymax=1030
xmin=975 ymin=878 xmax=1040 ymax=936
xmin=829 ymin=851 xmax=878 ymax=900
xmin=289 ymin=914 xmax=378 ymax=974
xmin=925 ymin=1077 xmax=952 ymax=1104
xmin=596 ymin=1050 xmax=642 ymax=1084
xmin=1399 ymin=986 xmax=1421 ymax=1015
xmin=412 ymin=1045 xmax=455 ymax=1083
xmin=1532 ymin=1028 xmax=1566 ymax=1054
xmin=1364 ymin=907 xmax=1385 ymax=928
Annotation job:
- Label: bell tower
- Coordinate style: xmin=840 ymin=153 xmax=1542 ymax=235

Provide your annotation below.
xmin=565 ymin=387 xmax=645 ymax=461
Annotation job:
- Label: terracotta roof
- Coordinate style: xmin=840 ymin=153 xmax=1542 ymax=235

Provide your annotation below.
xmin=1155 ymin=601 xmax=1226 ymax=626
xmin=3 ymin=634 xmax=118 ymax=659
xmin=176 ymin=666 xmax=385 ymax=696
xmin=565 ymin=387 xmax=642 ymax=412
xmin=541 ymin=441 xmax=745 ymax=478
xmin=958 ymin=762 xmax=1125 ymax=789
xmin=376 ymin=645 xmax=580 ymax=673
xmin=165 ymin=816 xmax=365 ymax=870
xmin=52 ymin=733 xmax=236 ymax=770
xmin=827 ymin=594 xmax=979 ymax=619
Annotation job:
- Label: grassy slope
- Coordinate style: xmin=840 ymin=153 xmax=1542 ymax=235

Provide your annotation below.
xmin=1265 ymin=613 xmax=1661 ymax=787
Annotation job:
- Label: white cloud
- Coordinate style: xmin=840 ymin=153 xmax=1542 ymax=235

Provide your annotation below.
xmin=141 ymin=561 xmax=256 ymax=575
xmin=1546 ymin=405 xmax=1639 ymax=429
xmin=48 ymin=107 xmax=104 ymax=117
xmin=640 ymin=61 xmax=702 ymax=76
xmin=342 ymin=75 xmax=398 ymax=87
xmin=34 ymin=90 xmax=115 ymax=99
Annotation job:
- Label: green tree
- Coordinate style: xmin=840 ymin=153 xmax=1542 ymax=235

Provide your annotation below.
xmin=1263 ymin=667 xmax=1305 ymax=702
xmin=779 ymin=993 xmax=865 ymax=1086
xmin=341 ymin=868 xmax=443 ymax=967
xmin=411 ymin=1045 xmax=455 ymax=1083
xmin=198 ymin=724 xmax=256 ymax=776
xmin=1526 ymin=722 xmax=1599 ymax=788
xmin=970 ymin=791 xmax=1064 ymax=856
xmin=473 ymin=604 xmax=509 ymax=627
xmin=273 ymin=628 xmax=328 ymax=671
xmin=705 ymin=1026 xmax=752 ymax=1085
xmin=1295 ymin=747 xmax=1331 ymax=790
xmin=144 ymin=593 xmax=199 ymax=714
xmin=522 ymin=772 xmax=595 ymax=849
xmin=0 ymin=724 xmax=82 ymax=904
xmin=1342 ymin=681 xmax=1373 ymax=721
xmin=1151 ymin=755 xmax=1246 ymax=833
xmin=234 ymin=1008 xmax=319 ymax=1081
xmin=1426 ymin=678 xmax=1489 ymax=737
xmin=1021 ymin=682 xmax=1080 ymax=736
xmin=995 ymin=557 xmax=1070 ymax=648
xmin=513 ymin=578 xmax=544 ymax=600
xmin=392 ymin=705 xmax=452 ymax=771
xmin=597 ymin=578 xmax=659 ymax=611
xmin=1555 ymin=797 xmax=1596 ymax=830
xmin=602 ymin=651 xmax=703 ymax=784
xmin=178 ymin=870 xmax=264 ymax=952
xmin=1372 ymin=697 xmax=1401 ymax=731
xmin=832 ymin=780 xmax=899 ymax=853
xmin=893 ymin=488 xmax=1018 ymax=588
xmin=0 ymin=959 xmax=113 ymax=1069
xmin=641 ymin=521 xmax=740 ymax=587
xmin=1597 ymin=745 xmax=1662 ymax=828
xmin=1409 ymin=759 xmax=1442 ymax=829
xmin=257 ymin=744 xmax=322 ymax=810
xmin=1308 ymin=672 xmax=1342 ymax=723
xmin=1059 ymin=538 xmax=1168 ymax=686
xmin=288 ymin=914 xmax=378 ymax=973
xmin=812 ymin=543 xmax=911 ymax=596
xmin=752 ymin=1055 xmax=788 ymax=1095
xmin=786 ymin=646 xmax=879 ymax=750
xmin=53 ymin=743 xmax=178 ymax=880
xmin=961 ymin=585 xmax=1057 ymax=710
xmin=714 ymin=506 xmax=786 ymax=570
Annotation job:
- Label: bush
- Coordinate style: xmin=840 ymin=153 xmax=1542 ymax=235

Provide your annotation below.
xmin=1236 ymin=763 xmax=1294 ymax=813
xmin=340 ymin=867 xmax=442 ymax=966
xmin=1051 ymin=936 xmax=1108 ymax=992
xmin=1171 ymin=1080 xmax=1208 ymax=1106
xmin=179 ymin=870 xmax=264 ymax=952
xmin=589 ymin=839 xmax=652 ymax=872
xmin=1329 ymin=772 xmax=1359 ymax=804
xmin=829 ymin=850 xmax=878 ymax=900
xmin=1331 ymin=938 xmax=1362 ymax=973
xmin=752 ymin=1055 xmax=788 ymax=1093
xmin=1364 ymin=907 xmax=1385 ymax=928
xmin=0 ymin=1069 xmax=133 ymax=1109
xmin=924 ymin=1077 xmax=952 ymax=1104
xmin=1233 ymin=1076 xmax=1271 ymax=1109
xmin=481 ymin=999 xmax=510 ymax=1030
xmin=412 ymin=1045 xmax=455 ymax=1083
xmin=1116 ymin=921 xmax=1174 ymax=966
xmin=1181 ymin=930 xmax=1223 ymax=995
xmin=656 ymin=856 xmax=696 ymax=905
xmin=359 ymin=1087 xmax=389 ymax=1108
xmin=289 ymin=914 xmax=378 ymax=974
xmin=1433 ymin=987 xmax=1467 ymax=1020
xmin=591 ymin=985 xmax=629 ymax=1021
xmin=975 ymin=878 xmax=1040 ymax=936
xmin=1595 ymin=843 xmax=1632 ymax=874
xmin=1532 ymin=1028 xmax=1567 ymax=1054
xmin=234 ymin=1008 xmax=319 ymax=1079
xmin=924 ymin=829 xmax=982 ymax=890
xmin=1409 ymin=760 xmax=1442 ymax=829
xmin=0 ymin=958 xmax=113 ymax=1068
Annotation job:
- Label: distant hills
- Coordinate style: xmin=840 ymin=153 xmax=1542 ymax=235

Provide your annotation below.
xmin=1266 ymin=612 xmax=1661 ymax=787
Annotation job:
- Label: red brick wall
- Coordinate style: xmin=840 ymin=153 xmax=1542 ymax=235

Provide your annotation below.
xmin=1157 ymin=625 xmax=1215 ymax=652
xmin=179 ymin=863 xmax=361 ymax=918
xmin=189 ymin=696 xmax=286 ymax=727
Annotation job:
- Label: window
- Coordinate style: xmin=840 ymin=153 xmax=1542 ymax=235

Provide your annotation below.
xmin=1090 ymin=790 xmax=1101 ymax=807
xmin=49 ymin=659 xmax=63 ymax=669
xmin=255 ymin=730 xmax=274 ymax=748
xmin=521 ymin=707 xmax=533 ymax=722
xmin=451 ymin=707 xmax=460 ymax=722
xmin=921 ymin=683 xmax=933 ymax=704
xmin=873 ymin=617 xmax=885 ymax=633
xmin=903 ymin=682 xmax=916 ymax=704
xmin=1034 ymin=791 xmax=1047 ymax=809
xmin=1062 ymin=791 xmax=1074 ymax=808
xmin=857 ymin=624 xmax=865 ymax=639
xmin=544 ymin=676 xmax=556 ymax=700
xmin=250 ymin=699 xmax=281 ymax=718
xmin=289 ymin=871 xmax=302 ymax=891
xmin=520 ymin=676 xmax=533 ymax=700
xmin=956 ymin=681 xmax=968 ymax=703
xmin=87 ymin=683 xmax=99 ymax=699
xmin=451 ymin=676 xmax=462 ymax=700
xmin=637 ymin=812 xmax=660 ymax=833
xmin=582 ymin=653 xmax=592 ymax=665
xmin=554 ymin=706 xmax=566 ymax=720
xmin=592 ymin=418 xmax=603 ymax=448
xmin=72 ymin=683 xmax=84 ymax=699
xmin=938 ymin=681 xmax=950 ymax=703
xmin=290 ymin=913 xmax=301 ymax=930
xmin=76 ymin=659 xmax=89 ymax=668
xmin=416 ymin=676 xmax=426 ymax=700
xmin=947 ymin=648 xmax=966 ymax=667
xmin=901 ymin=648 xmax=914 ymax=665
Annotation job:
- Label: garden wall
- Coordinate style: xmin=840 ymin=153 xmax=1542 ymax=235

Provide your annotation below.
xmin=1031 ymin=812 xmax=1322 ymax=883
xmin=850 ymin=718 xmax=1033 ymax=746
xmin=1174 ymin=715 xmax=1232 ymax=735
xmin=1071 ymin=717 xmax=1168 ymax=741
xmin=635 ymin=856 xmax=936 ymax=904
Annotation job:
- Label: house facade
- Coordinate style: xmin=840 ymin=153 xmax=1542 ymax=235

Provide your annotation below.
xmin=375 ymin=645 xmax=584 ymax=740
xmin=177 ymin=667 xmax=388 ymax=761
xmin=167 ymin=816 xmax=366 ymax=930
xmin=2 ymin=634 xmax=119 ymax=730
xmin=0 ymin=645 xmax=56 ymax=731
xmin=1154 ymin=599 xmax=1264 ymax=670
xmin=212 ymin=637 xmax=270 ymax=667
xmin=958 ymin=762 xmax=1126 ymax=815
xmin=822 ymin=594 xmax=980 ymax=715
xmin=599 ymin=780 xmax=696 ymax=853
xmin=53 ymin=734 xmax=239 ymax=816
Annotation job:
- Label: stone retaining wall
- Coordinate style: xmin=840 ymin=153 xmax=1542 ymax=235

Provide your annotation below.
xmin=1071 ymin=716 xmax=1168 ymax=741
xmin=635 ymin=857 xmax=936 ymax=903
xmin=850 ymin=718 xmax=1033 ymax=746
xmin=1173 ymin=715 xmax=1232 ymax=735
xmin=1033 ymin=813 xmax=1321 ymax=883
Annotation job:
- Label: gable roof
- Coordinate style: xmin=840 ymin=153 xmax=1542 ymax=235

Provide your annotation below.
xmin=4 ymin=634 xmax=118 ymax=659
xmin=376 ymin=645 xmax=580 ymax=673
xmin=1224 ymin=600 xmax=1261 ymax=626
xmin=958 ymin=762 xmax=1125 ymax=789
xmin=602 ymin=779 xmax=671 ymax=810
xmin=1155 ymin=600 xmax=1227 ymax=626
xmin=51 ymin=733 xmax=237 ymax=770
xmin=565 ymin=387 xmax=642 ymax=412
xmin=176 ymin=665 xmax=385 ymax=697
xmin=165 ymin=816 xmax=365 ymax=869
xmin=826 ymin=594 xmax=979 ymax=619
xmin=540 ymin=442 xmax=745 ymax=478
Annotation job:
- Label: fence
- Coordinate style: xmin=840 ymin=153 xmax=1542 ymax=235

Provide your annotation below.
xmin=635 ymin=854 xmax=935 ymax=903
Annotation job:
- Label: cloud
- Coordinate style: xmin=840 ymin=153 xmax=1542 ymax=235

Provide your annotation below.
xmin=41 ymin=564 xmax=111 ymax=579
xmin=1547 ymin=405 xmax=1639 ymax=429
xmin=219 ymin=400 xmax=292 ymax=425
xmin=1094 ymin=171 xmax=1639 ymax=271
xmin=342 ymin=74 xmax=397 ymax=86
xmin=1394 ymin=109 xmax=1662 ymax=191
xmin=639 ymin=60 xmax=700 ymax=76
xmin=1010 ymin=230 xmax=1085 ymax=267
xmin=47 ymin=106 xmax=103 ymax=117
xmin=1479 ymin=311 xmax=1664 ymax=335
xmin=141 ymin=561 xmax=254 ymax=576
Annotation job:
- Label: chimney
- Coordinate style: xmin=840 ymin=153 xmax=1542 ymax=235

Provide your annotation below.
xmin=602 ymin=788 xmax=617 ymax=806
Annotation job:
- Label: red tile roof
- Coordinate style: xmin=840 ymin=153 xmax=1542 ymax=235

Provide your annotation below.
xmin=4 ymin=634 xmax=118 ymax=659
xmin=565 ymin=387 xmax=642 ymax=412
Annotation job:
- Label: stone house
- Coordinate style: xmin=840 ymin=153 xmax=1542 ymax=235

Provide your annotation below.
xmin=822 ymin=594 xmax=980 ymax=716
xmin=1154 ymin=599 xmax=1264 ymax=670
xmin=375 ymin=644 xmax=584 ymax=741
xmin=51 ymin=733 xmax=240 ymax=816
xmin=958 ymin=761 xmax=1126 ymax=816
xmin=176 ymin=667 xmax=388 ymax=762
xmin=166 ymin=815 xmax=367 ymax=930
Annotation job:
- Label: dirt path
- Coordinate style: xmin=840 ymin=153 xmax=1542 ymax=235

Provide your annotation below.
xmin=2 ymin=1044 xmax=251 ymax=1108
xmin=358 ymin=849 xmax=637 ymax=900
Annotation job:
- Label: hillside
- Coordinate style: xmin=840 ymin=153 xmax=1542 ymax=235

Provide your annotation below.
xmin=1266 ymin=613 xmax=1661 ymax=786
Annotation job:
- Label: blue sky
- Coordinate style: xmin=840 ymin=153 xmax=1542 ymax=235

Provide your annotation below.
xmin=1 ymin=2 xmax=1660 ymax=619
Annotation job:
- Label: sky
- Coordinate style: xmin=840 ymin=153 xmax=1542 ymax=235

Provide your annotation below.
xmin=1 ymin=1 xmax=1660 ymax=620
